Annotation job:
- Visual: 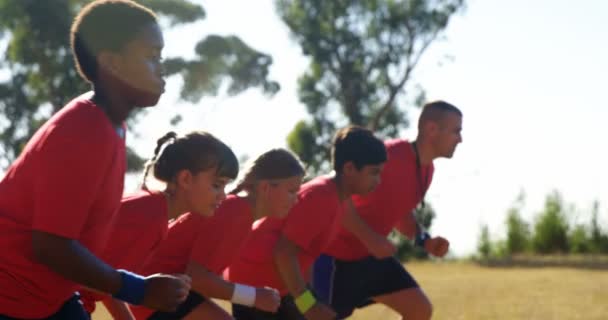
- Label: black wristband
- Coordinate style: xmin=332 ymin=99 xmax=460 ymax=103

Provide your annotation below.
xmin=415 ymin=231 xmax=430 ymax=247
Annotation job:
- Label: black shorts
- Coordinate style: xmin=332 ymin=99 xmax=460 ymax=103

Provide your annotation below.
xmin=232 ymin=295 xmax=305 ymax=320
xmin=0 ymin=294 xmax=90 ymax=320
xmin=147 ymin=291 xmax=205 ymax=320
xmin=312 ymin=254 xmax=419 ymax=318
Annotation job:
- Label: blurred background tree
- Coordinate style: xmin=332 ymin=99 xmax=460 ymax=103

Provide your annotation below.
xmin=0 ymin=0 xmax=279 ymax=170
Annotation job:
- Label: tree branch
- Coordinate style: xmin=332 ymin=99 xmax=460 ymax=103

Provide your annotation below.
xmin=369 ymin=22 xmax=440 ymax=131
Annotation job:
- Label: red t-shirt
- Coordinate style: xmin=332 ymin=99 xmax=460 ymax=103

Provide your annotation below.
xmin=323 ymin=139 xmax=434 ymax=260
xmin=0 ymin=94 xmax=126 ymax=318
xmin=131 ymin=195 xmax=253 ymax=319
xmin=225 ymin=176 xmax=346 ymax=296
xmin=80 ymin=190 xmax=168 ymax=313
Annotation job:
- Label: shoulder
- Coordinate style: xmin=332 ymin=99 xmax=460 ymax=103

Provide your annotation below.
xmin=213 ymin=195 xmax=251 ymax=221
xmin=122 ymin=190 xmax=164 ymax=208
xmin=299 ymin=176 xmax=335 ymax=197
xmin=51 ymin=95 xmax=116 ymax=139
xmin=119 ymin=190 xmax=167 ymax=220
xmin=294 ymin=176 xmax=340 ymax=210
xmin=33 ymin=96 xmax=120 ymax=158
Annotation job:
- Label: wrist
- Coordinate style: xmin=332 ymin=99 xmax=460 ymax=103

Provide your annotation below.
xmin=415 ymin=231 xmax=431 ymax=247
xmin=231 ymin=283 xmax=256 ymax=306
xmin=294 ymin=289 xmax=316 ymax=314
xmin=112 ymin=270 xmax=146 ymax=305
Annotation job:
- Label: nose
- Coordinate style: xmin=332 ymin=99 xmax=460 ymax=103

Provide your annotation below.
xmin=158 ymin=65 xmax=166 ymax=82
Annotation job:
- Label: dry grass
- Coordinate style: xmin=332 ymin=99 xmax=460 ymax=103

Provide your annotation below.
xmin=92 ymin=261 xmax=608 ymax=319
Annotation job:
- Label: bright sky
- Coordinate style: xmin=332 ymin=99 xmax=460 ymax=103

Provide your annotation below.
xmin=128 ymin=0 xmax=608 ymax=256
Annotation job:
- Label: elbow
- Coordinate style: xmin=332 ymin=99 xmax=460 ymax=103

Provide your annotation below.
xmin=31 ymin=231 xmax=75 ymax=268
xmin=31 ymin=231 xmax=58 ymax=265
xmin=185 ymin=261 xmax=198 ymax=277
xmin=273 ymin=236 xmax=301 ymax=272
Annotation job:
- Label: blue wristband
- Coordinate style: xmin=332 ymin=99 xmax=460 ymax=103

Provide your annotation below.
xmin=415 ymin=232 xmax=431 ymax=247
xmin=113 ymin=269 xmax=146 ymax=305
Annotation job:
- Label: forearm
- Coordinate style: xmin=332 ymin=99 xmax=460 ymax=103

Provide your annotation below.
xmin=396 ymin=211 xmax=419 ymax=239
xmin=273 ymin=235 xmax=307 ymax=297
xmin=186 ymin=262 xmax=234 ymax=300
xmin=32 ymin=231 xmax=121 ymax=294
xmin=102 ymin=298 xmax=134 ymax=320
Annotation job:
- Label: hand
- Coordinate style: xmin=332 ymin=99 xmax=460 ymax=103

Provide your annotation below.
xmin=424 ymin=236 xmax=450 ymax=257
xmin=367 ymin=234 xmax=397 ymax=259
xmin=303 ymin=302 xmax=337 ymax=320
xmin=141 ymin=273 xmax=191 ymax=312
xmin=171 ymin=273 xmax=192 ymax=287
xmin=254 ymin=287 xmax=281 ymax=312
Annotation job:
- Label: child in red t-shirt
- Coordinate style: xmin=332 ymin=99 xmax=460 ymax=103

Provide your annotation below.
xmin=130 ymin=149 xmax=306 ymax=320
xmin=313 ymin=101 xmax=463 ymax=320
xmin=79 ymin=131 xmax=239 ymax=318
xmin=0 ymin=1 xmax=189 ymax=319
xmin=226 ymin=126 xmax=387 ymax=320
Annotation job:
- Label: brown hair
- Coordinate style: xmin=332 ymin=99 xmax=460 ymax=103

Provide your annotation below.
xmin=142 ymin=131 xmax=239 ymax=190
xmin=229 ymin=148 xmax=305 ymax=195
xmin=418 ymin=100 xmax=462 ymax=130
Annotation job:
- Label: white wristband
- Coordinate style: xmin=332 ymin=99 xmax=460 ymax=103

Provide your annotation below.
xmin=231 ymin=284 xmax=256 ymax=306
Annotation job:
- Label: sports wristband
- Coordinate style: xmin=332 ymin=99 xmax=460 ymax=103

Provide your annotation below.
xmin=231 ymin=284 xmax=256 ymax=306
xmin=113 ymin=269 xmax=146 ymax=305
xmin=295 ymin=289 xmax=316 ymax=314
xmin=415 ymin=231 xmax=431 ymax=247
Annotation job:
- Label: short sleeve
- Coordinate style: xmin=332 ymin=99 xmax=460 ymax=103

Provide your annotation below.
xmin=32 ymin=116 xmax=116 ymax=239
xmin=281 ymin=191 xmax=334 ymax=252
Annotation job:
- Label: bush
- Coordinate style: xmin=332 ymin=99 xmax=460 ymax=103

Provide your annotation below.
xmin=506 ymin=208 xmax=530 ymax=254
xmin=531 ymin=192 xmax=569 ymax=254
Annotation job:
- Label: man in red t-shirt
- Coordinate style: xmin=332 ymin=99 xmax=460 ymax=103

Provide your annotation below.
xmin=312 ymin=101 xmax=463 ymax=320
xmin=0 ymin=2 xmax=189 ymax=319
xmin=226 ymin=126 xmax=387 ymax=320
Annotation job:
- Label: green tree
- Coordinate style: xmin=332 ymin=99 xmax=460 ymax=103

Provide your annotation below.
xmin=569 ymin=224 xmax=591 ymax=254
xmin=0 ymin=0 xmax=279 ymax=170
xmin=506 ymin=209 xmax=530 ymax=254
xmin=277 ymin=0 xmax=464 ymax=173
xmin=532 ymin=191 xmax=570 ymax=254
xmin=589 ymin=200 xmax=608 ymax=253
xmin=505 ymin=192 xmax=530 ymax=254
xmin=477 ymin=224 xmax=492 ymax=259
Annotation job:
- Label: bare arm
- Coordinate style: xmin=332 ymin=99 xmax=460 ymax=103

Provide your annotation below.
xmin=273 ymin=235 xmax=337 ymax=319
xmin=32 ymin=231 xmax=122 ymax=294
xmin=342 ymin=199 xmax=383 ymax=247
xmin=186 ymin=262 xmax=234 ymax=300
xmin=187 ymin=261 xmax=280 ymax=312
xmin=343 ymin=200 xmax=396 ymax=258
xmin=102 ymin=298 xmax=135 ymax=320
xmin=32 ymin=231 xmax=192 ymax=311
xmin=395 ymin=211 xmax=449 ymax=257
xmin=272 ymin=235 xmax=308 ymax=297
xmin=395 ymin=210 xmax=419 ymax=240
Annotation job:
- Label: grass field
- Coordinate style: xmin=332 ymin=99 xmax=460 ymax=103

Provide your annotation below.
xmin=92 ymin=261 xmax=608 ymax=319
